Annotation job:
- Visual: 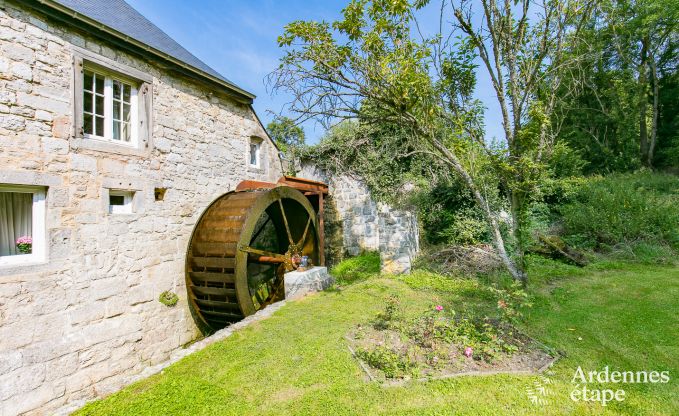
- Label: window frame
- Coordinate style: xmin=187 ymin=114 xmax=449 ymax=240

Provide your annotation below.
xmin=0 ymin=185 xmax=47 ymax=267
xmin=108 ymin=190 xmax=134 ymax=215
xmin=72 ymin=47 xmax=153 ymax=155
xmin=248 ymin=138 xmax=262 ymax=169
xmin=82 ymin=67 xmax=140 ymax=147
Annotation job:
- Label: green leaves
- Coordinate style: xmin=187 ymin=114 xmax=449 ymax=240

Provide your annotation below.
xmin=267 ymin=116 xmax=306 ymax=175
xmin=267 ymin=116 xmax=305 ymax=149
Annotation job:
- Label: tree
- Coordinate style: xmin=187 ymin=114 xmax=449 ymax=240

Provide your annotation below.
xmin=266 ymin=116 xmax=306 ymax=175
xmin=615 ymin=0 xmax=677 ymax=167
xmin=555 ymin=0 xmax=679 ymax=170
xmin=270 ymin=0 xmax=592 ymax=283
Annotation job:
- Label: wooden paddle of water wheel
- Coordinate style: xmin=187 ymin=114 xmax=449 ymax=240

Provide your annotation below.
xmin=186 ymin=186 xmax=320 ymax=331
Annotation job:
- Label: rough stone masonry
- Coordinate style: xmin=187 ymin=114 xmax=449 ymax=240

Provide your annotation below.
xmin=0 ymin=2 xmax=282 ymax=414
xmin=0 ymin=1 xmax=419 ymax=414
xmin=299 ymin=164 xmax=420 ymax=274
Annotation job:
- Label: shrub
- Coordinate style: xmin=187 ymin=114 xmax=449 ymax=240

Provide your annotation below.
xmin=488 ymin=282 xmax=533 ymax=324
xmin=355 ymin=346 xmax=416 ymax=379
xmin=605 ymin=241 xmax=678 ymax=265
xmin=406 ymin=312 xmax=517 ymax=362
xmin=330 ymin=251 xmax=380 ymax=284
xmin=415 ymin=182 xmax=492 ymax=246
xmin=374 ymin=295 xmax=403 ymax=330
xmin=557 ymin=172 xmax=679 ymax=249
xmin=547 ymin=141 xmax=589 ymax=178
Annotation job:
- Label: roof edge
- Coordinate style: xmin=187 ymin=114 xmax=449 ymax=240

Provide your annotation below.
xmin=28 ymin=0 xmax=256 ymax=103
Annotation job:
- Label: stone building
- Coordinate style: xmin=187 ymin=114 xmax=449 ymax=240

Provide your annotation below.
xmin=0 ymin=1 xmax=419 ymax=414
xmin=0 ymin=1 xmax=283 ymax=414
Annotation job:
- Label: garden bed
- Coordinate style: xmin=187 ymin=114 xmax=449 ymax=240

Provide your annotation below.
xmin=347 ymin=296 xmax=555 ymax=383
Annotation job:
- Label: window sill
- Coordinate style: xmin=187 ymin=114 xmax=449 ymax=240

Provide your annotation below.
xmin=247 ymin=165 xmax=265 ymax=173
xmin=0 ymin=256 xmax=48 ymax=275
xmin=71 ymin=137 xmax=151 ymax=157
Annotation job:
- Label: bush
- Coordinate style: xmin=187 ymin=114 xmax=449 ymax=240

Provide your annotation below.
xmin=415 ymin=182 xmax=492 ymax=246
xmin=330 ymin=251 xmax=380 ymax=284
xmin=557 ymin=172 xmax=679 ymax=249
xmin=355 ymin=346 xmax=415 ymax=379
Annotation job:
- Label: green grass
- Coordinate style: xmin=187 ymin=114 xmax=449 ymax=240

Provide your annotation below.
xmin=77 ymin=259 xmax=679 ymax=415
xmin=330 ymin=251 xmax=381 ymax=284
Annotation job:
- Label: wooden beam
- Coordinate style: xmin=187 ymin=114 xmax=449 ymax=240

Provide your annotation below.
xmin=236 ymin=180 xmax=277 ymax=191
xmin=318 ymin=191 xmax=325 ymax=266
xmin=277 ymin=176 xmax=329 ymax=194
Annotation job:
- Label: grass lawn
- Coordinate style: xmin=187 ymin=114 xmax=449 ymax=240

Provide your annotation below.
xmin=77 ymin=258 xmax=679 ymax=415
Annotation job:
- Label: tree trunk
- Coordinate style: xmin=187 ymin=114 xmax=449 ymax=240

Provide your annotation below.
xmin=509 ymin=190 xmax=527 ymax=274
xmin=639 ymin=36 xmax=649 ymax=166
xmin=648 ymin=51 xmax=659 ymax=167
xmin=428 ymin=136 xmax=528 ymax=284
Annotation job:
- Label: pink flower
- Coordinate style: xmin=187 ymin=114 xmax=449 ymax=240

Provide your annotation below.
xmin=464 ymin=347 xmax=473 ymax=358
xmin=16 ymin=236 xmax=32 ymax=245
xmin=497 ymin=300 xmax=507 ymax=309
xmin=435 ymin=305 xmax=444 ymax=311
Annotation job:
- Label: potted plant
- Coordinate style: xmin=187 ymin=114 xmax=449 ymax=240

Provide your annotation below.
xmin=16 ymin=236 xmax=32 ymax=254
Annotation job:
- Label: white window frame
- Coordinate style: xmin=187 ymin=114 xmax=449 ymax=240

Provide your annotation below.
xmin=108 ymin=190 xmax=134 ymax=214
xmin=82 ymin=66 xmax=139 ymax=148
xmin=249 ymin=140 xmax=261 ymax=168
xmin=0 ymin=185 xmax=46 ymax=267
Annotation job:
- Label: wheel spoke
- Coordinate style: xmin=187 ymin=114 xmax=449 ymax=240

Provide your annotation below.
xmin=278 ymin=199 xmax=294 ymax=245
xmin=238 ymin=245 xmax=286 ymax=260
xmin=250 ymin=216 xmax=272 ymax=244
xmin=296 ymin=216 xmax=312 ymax=246
xmin=248 ymin=255 xmax=285 ymax=264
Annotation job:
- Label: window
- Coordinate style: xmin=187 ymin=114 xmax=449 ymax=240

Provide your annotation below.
xmin=109 ymin=190 xmax=134 ymax=214
xmin=73 ymin=48 xmax=153 ymax=153
xmin=249 ymin=140 xmax=261 ymax=168
xmin=83 ymin=68 xmax=138 ymax=146
xmin=0 ymin=185 xmax=46 ymax=266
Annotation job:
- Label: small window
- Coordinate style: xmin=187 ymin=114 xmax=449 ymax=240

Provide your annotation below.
xmin=83 ymin=68 xmax=139 ymax=146
xmin=109 ymin=191 xmax=134 ymax=214
xmin=0 ymin=185 xmax=46 ymax=266
xmin=249 ymin=141 xmax=261 ymax=168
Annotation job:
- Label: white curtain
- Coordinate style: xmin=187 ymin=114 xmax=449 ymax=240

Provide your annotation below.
xmin=0 ymin=192 xmax=32 ymax=256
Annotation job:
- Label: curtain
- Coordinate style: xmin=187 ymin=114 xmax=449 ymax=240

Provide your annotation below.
xmin=0 ymin=192 xmax=33 ymax=256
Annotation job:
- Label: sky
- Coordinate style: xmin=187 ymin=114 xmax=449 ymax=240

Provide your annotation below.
xmin=126 ymin=0 xmax=502 ymax=144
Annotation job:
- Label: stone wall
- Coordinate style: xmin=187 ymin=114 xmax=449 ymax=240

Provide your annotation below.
xmin=0 ymin=2 xmax=282 ymax=415
xmin=299 ymin=164 xmax=419 ymax=273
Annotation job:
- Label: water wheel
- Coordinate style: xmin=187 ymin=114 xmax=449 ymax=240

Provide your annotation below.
xmin=186 ymin=186 xmax=319 ymax=331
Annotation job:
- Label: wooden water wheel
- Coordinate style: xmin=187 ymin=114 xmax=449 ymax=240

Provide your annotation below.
xmin=186 ymin=186 xmax=319 ymax=331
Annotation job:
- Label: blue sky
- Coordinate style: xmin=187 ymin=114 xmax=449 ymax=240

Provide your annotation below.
xmin=126 ymin=0 xmax=502 ymax=144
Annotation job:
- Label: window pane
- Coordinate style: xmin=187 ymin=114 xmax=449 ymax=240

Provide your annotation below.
xmin=109 ymin=191 xmax=134 ymax=214
xmin=122 ymin=123 xmax=130 ymax=142
xmin=0 ymin=192 xmax=33 ymax=256
xmin=123 ymin=103 xmax=130 ymax=122
xmin=95 ymin=95 xmax=104 ymax=116
xmin=84 ymin=71 xmax=93 ymax=92
xmin=123 ymin=84 xmax=131 ymax=102
xmin=95 ymin=74 xmax=104 ymax=94
xmin=113 ymin=101 xmax=120 ymax=120
xmin=113 ymin=80 xmax=121 ymax=100
xmin=83 ymin=91 xmax=93 ymax=114
xmin=84 ymin=113 xmax=93 ymax=135
xmin=109 ymin=195 xmax=125 ymax=206
xmin=250 ymin=144 xmax=258 ymax=165
xmin=95 ymin=116 xmax=104 ymax=137
xmin=113 ymin=120 xmax=120 ymax=140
